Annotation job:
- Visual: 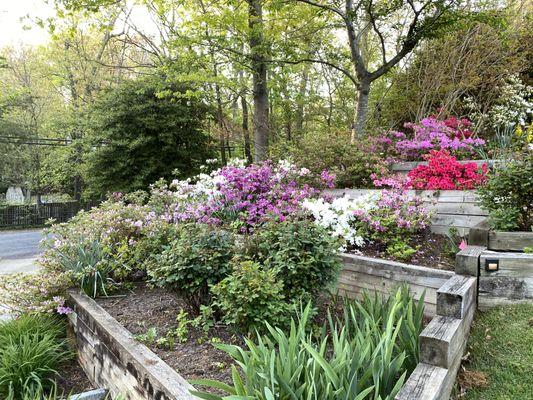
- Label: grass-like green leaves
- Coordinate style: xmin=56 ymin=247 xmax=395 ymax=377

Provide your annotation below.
xmin=0 ymin=315 xmax=72 ymax=399
xmin=191 ymin=286 xmax=424 ymax=400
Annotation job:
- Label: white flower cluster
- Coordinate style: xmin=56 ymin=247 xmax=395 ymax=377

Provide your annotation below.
xmin=302 ymin=194 xmax=377 ymax=250
xmin=466 ymin=74 xmax=532 ymax=130
xmin=276 ymin=158 xmax=310 ymax=179
xmin=490 ymin=74 xmax=532 ymax=128
xmin=170 ymin=158 xmax=249 ymax=200
xmin=170 ymin=169 xmax=226 ymax=201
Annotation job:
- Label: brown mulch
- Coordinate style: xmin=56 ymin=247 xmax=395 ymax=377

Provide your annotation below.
xmin=96 ymin=284 xmax=241 ymax=390
xmin=55 ymin=359 xmax=93 ymax=396
xmin=356 ymin=232 xmax=456 ymax=270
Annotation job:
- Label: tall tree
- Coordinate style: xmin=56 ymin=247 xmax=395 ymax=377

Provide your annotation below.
xmin=294 ymin=0 xmax=472 ymax=138
xmin=248 ymin=0 xmax=270 ymax=161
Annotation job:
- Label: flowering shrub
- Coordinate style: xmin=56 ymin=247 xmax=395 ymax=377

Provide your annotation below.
xmin=353 ymin=190 xmax=432 ymax=260
xmin=303 ymin=190 xmax=432 ymax=261
xmin=302 ymin=195 xmax=377 ymax=249
xmin=40 ymin=199 xmax=153 ymax=286
xmin=0 ymin=272 xmax=71 ymax=316
xmin=169 ymin=159 xmax=322 ymax=232
xmin=466 ymin=74 xmax=533 ymax=131
xmin=407 ymin=150 xmax=488 ymax=190
xmin=378 ymin=115 xmax=485 ymax=160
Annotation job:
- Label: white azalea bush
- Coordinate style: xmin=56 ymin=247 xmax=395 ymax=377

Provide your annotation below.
xmin=303 ymin=189 xmax=432 ymax=260
xmin=302 ymin=194 xmax=377 ymax=249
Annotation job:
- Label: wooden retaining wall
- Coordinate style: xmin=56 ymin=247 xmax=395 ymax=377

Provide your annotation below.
xmin=68 ymin=258 xmax=474 ymax=400
xmin=467 ymin=222 xmax=533 ymax=309
xmin=68 ymin=292 xmax=195 ymax=400
xmin=478 ymin=250 xmax=533 ymax=309
xmin=469 ymin=220 xmax=533 ymax=251
xmin=396 ymin=274 xmax=477 ymax=400
xmin=326 ymin=189 xmax=487 ymax=236
xmin=339 ymin=254 xmax=454 ymax=316
xmin=390 ymin=160 xmax=498 ymax=176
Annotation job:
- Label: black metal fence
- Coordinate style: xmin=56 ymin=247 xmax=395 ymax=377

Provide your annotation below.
xmin=0 ymin=202 xmax=99 ymax=228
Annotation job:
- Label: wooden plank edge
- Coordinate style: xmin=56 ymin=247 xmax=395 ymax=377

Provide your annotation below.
xmin=69 ymin=291 xmax=197 ymax=399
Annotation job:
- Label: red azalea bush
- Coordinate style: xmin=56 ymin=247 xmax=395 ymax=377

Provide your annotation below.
xmin=407 ymin=150 xmax=488 ymax=190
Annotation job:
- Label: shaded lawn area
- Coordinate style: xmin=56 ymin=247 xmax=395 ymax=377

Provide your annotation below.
xmin=455 ymin=303 xmax=533 ymax=399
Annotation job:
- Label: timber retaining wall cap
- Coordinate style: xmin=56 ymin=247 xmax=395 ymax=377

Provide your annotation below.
xmin=437 ymin=275 xmax=477 ymax=319
xmin=69 ymin=291 xmax=197 ymax=400
xmin=341 ymin=253 xmax=454 ymax=279
xmin=394 ymin=362 xmax=449 ymax=400
xmin=455 ymin=245 xmax=486 ymax=276
xmin=488 ymin=231 xmax=533 ymax=252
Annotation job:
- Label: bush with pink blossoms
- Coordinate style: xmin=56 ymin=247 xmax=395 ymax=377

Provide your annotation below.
xmin=170 ymin=160 xmax=325 ymax=232
xmin=352 ymin=189 xmax=432 ymax=260
xmin=0 ymin=272 xmax=72 ymax=316
xmin=37 ymin=196 xmax=176 ymax=301
xmin=407 ymin=150 xmax=488 ymax=190
xmin=377 ymin=115 xmax=485 ymax=161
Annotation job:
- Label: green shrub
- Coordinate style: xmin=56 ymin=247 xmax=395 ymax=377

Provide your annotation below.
xmin=40 ymin=199 xmax=151 ymax=285
xmin=125 ymin=220 xmax=181 ymax=276
xmin=274 ymin=133 xmax=388 ymax=188
xmin=147 ymin=223 xmax=235 ymax=312
xmin=192 ymin=287 xmax=423 ymax=400
xmin=246 ymin=218 xmax=342 ymax=299
xmin=477 ymin=159 xmax=533 ymax=231
xmin=0 ymin=315 xmax=71 ymax=399
xmin=211 ymin=261 xmax=292 ymax=332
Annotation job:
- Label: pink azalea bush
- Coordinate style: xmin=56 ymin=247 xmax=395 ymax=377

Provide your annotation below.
xmin=40 ymin=199 xmax=152 ymax=275
xmin=0 ymin=272 xmax=72 ymax=316
xmin=352 ymin=189 xmax=432 ymax=260
xmin=168 ymin=160 xmax=331 ymax=232
xmin=407 ymin=150 xmax=488 ymax=190
xmin=377 ymin=115 xmax=485 ymax=161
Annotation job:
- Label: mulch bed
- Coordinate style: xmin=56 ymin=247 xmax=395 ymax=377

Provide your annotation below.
xmin=96 ymin=283 xmax=431 ymax=394
xmin=94 ymin=232 xmax=455 ymax=392
xmin=97 ymin=284 xmax=241 ymax=389
xmin=56 ymin=358 xmax=93 ymax=395
xmin=355 ymin=232 xmax=456 ymax=270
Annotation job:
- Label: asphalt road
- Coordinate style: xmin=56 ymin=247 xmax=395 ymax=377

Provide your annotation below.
xmin=0 ymin=229 xmax=44 ymax=260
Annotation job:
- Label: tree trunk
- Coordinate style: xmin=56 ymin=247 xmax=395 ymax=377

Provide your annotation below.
xmin=214 ymin=79 xmax=227 ymax=165
xmin=352 ymin=80 xmax=370 ymax=142
xmin=295 ymin=67 xmax=308 ymax=134
xmin=285 ymin=122 xmax=292 ymax=141
xmin=241 ymin=94 xmax=253 ymax=164
xmin=248 ymin=0 xmax=269 ymax=162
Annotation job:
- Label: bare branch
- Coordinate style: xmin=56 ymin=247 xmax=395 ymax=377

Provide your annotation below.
xmin=292 ymin=0 xmax=347 ymax=21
